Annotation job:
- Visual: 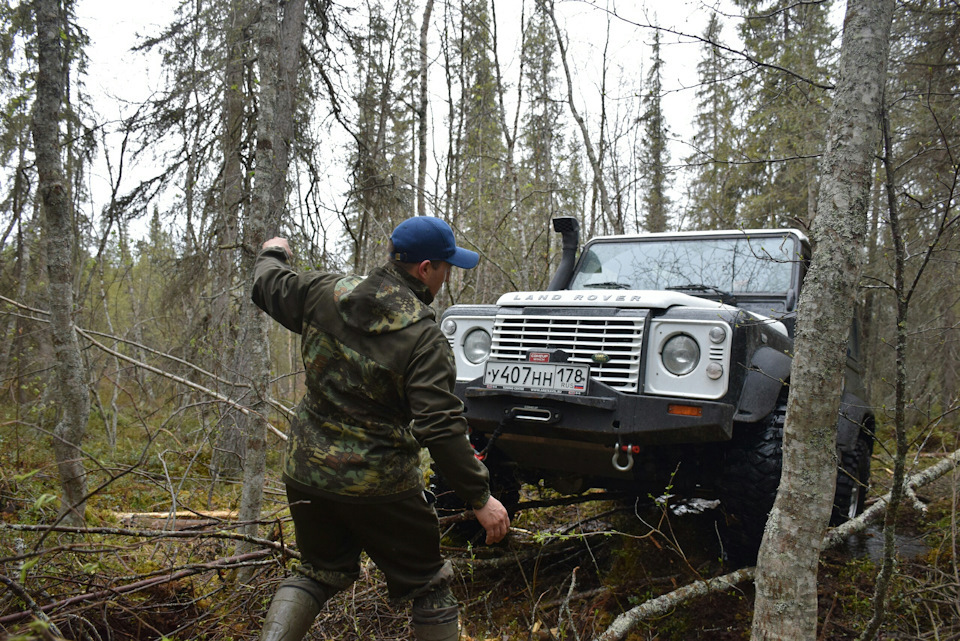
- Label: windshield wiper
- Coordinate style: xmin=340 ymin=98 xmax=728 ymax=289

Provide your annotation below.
xmin=582 ymin=281 xmax=632 ymax=290
xmin=666 ymin=283 xmax=737 ymax=305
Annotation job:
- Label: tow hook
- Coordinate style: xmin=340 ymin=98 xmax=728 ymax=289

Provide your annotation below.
xmin=612 ymin=443 xmax=640 ymax=472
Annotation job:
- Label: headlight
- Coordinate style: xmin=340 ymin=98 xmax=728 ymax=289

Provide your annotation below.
xmin=661 ymin=334 xmax=700 ymax=376
xmin=463 ymin=328 xmax=491 ymax=364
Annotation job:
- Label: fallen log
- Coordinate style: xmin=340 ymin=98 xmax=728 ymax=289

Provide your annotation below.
xmin=115 ymin=509 xmax=238 ymax=531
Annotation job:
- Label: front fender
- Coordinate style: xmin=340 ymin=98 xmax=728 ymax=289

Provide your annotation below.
xmin=837 ymin=392 xmax=873 ymax=451
xmin=734 ymin=345 xmax=791 ymax=422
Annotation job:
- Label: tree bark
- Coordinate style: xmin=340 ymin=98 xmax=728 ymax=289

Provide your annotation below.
xmin=32 ymin=0 xmax=90 ymax=527
xmin=274 ymin=0 xmax=306 ymax=210
xmin=233 ymin=0 xmax=306 ymax=579
xmin=233 ymin=0 xmax=279 ymax=566
xmin=417 ymin=0 xmax=434 ymax=217
xmin=210 ymin=0 xmax=250 ymax=478
xmin=750 ymin=1 xmax=895 ymax=639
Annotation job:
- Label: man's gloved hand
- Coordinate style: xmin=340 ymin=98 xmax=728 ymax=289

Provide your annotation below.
xmin=474 ymin=496 xmax=510 ymax=544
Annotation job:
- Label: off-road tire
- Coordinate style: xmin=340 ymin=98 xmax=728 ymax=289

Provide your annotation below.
xmin=717 ymin=399 xmax=785 ymax=562
xmin=830 ymin=436 xmax=872 ymax=526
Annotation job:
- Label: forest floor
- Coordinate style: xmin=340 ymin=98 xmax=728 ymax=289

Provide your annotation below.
xmin=2 ymin=457 xmax=958 ymax=641
xmin=442 ymin=475 xmax=957 ymax=641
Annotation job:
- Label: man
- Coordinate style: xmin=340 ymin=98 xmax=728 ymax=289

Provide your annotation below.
xmin=252 ymin=216 xmax=510 ymax=641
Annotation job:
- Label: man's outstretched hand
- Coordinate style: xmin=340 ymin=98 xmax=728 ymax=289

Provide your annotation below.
xmin=474 ymin=495 xmax=510 ymax=544
xmin=262 ymin=237 xmax=291 ymax=258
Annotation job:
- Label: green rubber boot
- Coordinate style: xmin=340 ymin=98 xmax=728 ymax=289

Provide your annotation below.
xmin=259 ymin=578 xmax=328 ymax=641
xmin=412 ymin=617 xmax=460 ymax=641
xmin=412 ymin=583 xmax=460 ymax=641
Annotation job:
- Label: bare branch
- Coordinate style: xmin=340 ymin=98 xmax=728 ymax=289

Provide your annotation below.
xmin=594 ymin=444 xmax=960 ymax=641
xmin=0 ymin=294 xmax=293 ymax=437
xmin=569 ymin=0 xmax=835 ymax=90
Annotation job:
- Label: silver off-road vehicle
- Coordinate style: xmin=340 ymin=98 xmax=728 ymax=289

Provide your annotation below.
xmin=439 ymin=218 xmax=874 ymax=555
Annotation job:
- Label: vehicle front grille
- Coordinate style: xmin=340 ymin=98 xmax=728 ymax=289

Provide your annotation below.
xmin=490 ymin=314 xmax=645 ymax=392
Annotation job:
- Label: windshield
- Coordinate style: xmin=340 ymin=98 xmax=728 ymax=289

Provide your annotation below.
xmin=569 ymin=234 xmax=801 ymax=294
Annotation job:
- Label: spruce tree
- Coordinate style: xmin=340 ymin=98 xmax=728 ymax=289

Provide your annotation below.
xmin=448 ymin=0 xmax=507 ymax=300
xmin=639 ymin=28 xmax=672 ymax=232
xmin=518 ymin=2 xmax=564 ymax=288
xmin=348 ymin=0 xmax=420 ymax=273
xmin=684 ymin=13 xmax=739 ymax=230
xmin=730 ymin=0 xmax=837 ymax=229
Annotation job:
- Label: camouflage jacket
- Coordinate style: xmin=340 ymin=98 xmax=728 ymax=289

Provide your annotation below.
xmin=252 ymin=247 xmax=490 ymax=508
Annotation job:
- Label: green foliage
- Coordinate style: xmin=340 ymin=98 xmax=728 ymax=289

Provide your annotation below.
xmin=684 ymin=13 xmax=740 ymax=230
xmin=1 ymin=0 xmax=959 ymax=636
xmin=727 ymin=0 xmax=837 ymax=229
xmin=639 ymin=28 xmax=672 ymax=232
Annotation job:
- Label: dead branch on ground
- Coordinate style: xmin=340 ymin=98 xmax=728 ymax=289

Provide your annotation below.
xmin=593 ymin=446 xmax=960 ymax=641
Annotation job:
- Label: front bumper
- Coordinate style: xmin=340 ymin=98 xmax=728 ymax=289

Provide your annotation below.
xmin=457 ymin=377 xmax=736 ymax=446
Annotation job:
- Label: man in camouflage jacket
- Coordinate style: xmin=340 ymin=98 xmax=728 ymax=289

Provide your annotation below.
xmin=252 ymin=216 xmax=509 ymax=641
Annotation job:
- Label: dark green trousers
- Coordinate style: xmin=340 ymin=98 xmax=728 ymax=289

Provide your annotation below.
xmin=285 ymin=484 xmax=446 ymax=600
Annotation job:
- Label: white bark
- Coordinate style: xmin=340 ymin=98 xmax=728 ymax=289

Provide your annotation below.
xmin=230 ymin=0 xmax=276 ymax=571
xmin=593 ymin=447 xmax=960 ymax=641
xmin=751 ymin=1 xmax=896 ymax=639
xmin=596 ymin=567 xmax=756 ymax=641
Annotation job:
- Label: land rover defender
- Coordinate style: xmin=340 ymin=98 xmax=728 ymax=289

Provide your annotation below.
xmin=439 ymin=218 xmax=874 ymax=554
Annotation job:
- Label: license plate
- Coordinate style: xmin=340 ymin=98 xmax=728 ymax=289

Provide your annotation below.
xmin=483 ymin=360 xmax=590 ymax=395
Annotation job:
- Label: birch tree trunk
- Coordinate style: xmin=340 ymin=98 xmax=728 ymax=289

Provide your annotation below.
xmin=32 ymin=0 xmax=90 ymax=527
xmin=234 ymin=0 xmax=280 ymax=564
xmin=750 ymin=1 xmax=895 ymax=638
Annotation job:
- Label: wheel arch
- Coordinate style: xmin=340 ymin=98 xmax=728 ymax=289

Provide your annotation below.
xmin=837 ymin=393 xmax=875 ymax=452
xmin=734 ymin=345 xmax=792 ymax=422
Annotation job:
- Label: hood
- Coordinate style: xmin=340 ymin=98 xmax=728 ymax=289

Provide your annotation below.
xmin=336 ymin=263 xmax=436 ymax=334
xmin=496 ymin=289 xmax=737 ymax=310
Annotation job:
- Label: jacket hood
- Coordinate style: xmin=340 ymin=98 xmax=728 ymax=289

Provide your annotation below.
xmin=335 ymin=263 xmax=436 ymax=334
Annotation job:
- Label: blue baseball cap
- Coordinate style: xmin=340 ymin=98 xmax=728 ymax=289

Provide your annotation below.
xmin=390 ymin=216 xmax=480 ymax=269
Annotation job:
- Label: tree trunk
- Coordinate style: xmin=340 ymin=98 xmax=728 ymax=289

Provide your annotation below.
xmin=274 ymin=0 xmax=306 ymax=210
xmin=233 ymin=0 xmax=305 ymax=579
xmin=750 ymin=0 xmax=895 ymax=638
xmin=32 ymin=0 xmax=90 ymax=527
xmin=0 ymin=140 xmax=32 ymax=379
xmin=233 ymin=0 xmax=280 ymax=566
xmin=417 ymin=0 xmax=434 ymax=217
xmin=211 ymin=0 xmax=252 ymax=480
xmin=855 ymin=99 xmax=909 ymax=641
